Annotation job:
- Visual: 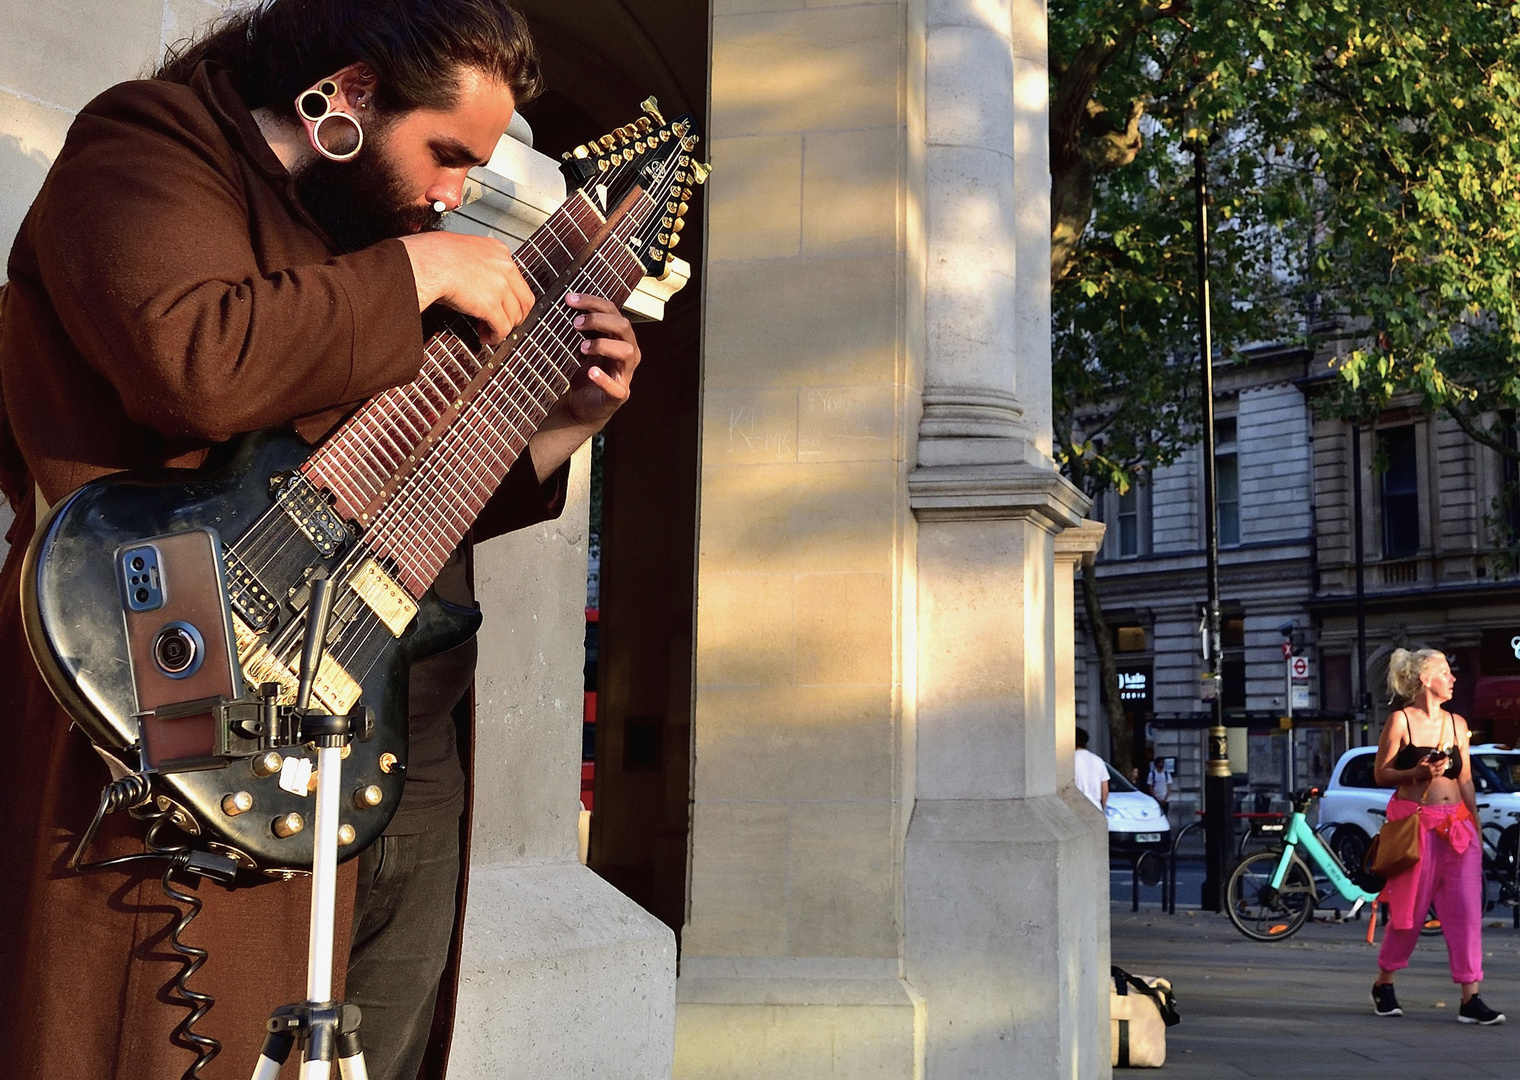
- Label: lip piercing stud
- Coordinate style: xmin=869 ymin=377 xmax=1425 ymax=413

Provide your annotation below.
xmin=295 ymin=79 xmax=363 ymax=162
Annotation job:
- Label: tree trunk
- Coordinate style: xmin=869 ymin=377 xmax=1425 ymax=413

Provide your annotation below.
xmin=1080 ymin=558 xmax=1131 ymax=778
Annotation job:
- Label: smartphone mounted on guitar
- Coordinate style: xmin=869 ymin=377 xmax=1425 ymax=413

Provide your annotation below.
xmin=116 ymin=529 xmax=241 ymax=772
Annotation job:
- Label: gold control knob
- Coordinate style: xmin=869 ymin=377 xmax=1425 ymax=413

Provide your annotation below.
xmin=354 ymin=785 xmax=384 ymax=810
xmin=379 ymin=752 xmax=399 ymax=774
xmin=337 ymin=824 xmax=357 ymax=847
xmin=252 ymin=751 xmax=283 ymax=778
xmin=221 ymin=791 xmax=253 ymax=817
xmin=272 ymin=812 xmax=304 ymax=839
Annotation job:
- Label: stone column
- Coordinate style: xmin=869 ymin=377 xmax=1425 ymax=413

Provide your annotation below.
xmin=444 ymin=138 xmax=676 ymax=1077
xmin=1056 ymin=521 xmax=1111 ymax=1078
xmin=901 ymin=0 xmax=1105 ymax=1072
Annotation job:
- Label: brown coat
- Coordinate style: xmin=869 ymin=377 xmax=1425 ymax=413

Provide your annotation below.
xmin=0 ymin=64 xmax=557 ymax=1079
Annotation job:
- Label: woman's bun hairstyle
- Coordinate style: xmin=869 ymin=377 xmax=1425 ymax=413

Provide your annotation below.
xmin=1387 ymin=647 xmax=1446 ymax=701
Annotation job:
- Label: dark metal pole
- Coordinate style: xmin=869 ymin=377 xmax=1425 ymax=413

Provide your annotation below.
xmin=1195 ymin=144 xmax=1232 ymax=912
xmin=1351 ymin=422 xmax=1371 ymax=745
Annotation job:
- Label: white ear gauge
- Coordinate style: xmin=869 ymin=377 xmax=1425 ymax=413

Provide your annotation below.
xmin=432 ymin=200 xmax=448 ymax=214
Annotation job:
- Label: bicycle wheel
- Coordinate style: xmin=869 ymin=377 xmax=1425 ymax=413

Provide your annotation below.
xmin=1226 ymin=850 xmax=1316 ymax=942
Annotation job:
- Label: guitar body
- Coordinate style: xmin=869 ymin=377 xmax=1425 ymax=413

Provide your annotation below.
xmin=22 ymin=429 xmax=480 ymax=873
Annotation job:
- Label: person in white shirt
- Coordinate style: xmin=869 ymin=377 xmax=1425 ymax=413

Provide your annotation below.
xmin=1146 ymin=755 xmax=1173 ymax=814
xmin=1074 ymin=727 xmax=1109 ymax=810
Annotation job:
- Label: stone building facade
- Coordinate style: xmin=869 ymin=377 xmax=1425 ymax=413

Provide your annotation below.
xmin=2 ymin=0 xmax=1112 ymax=1076
xmin=1078 ymin=345 xmax=1520 ymax=820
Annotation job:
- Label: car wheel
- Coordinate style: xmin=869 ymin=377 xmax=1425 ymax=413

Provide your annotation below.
xmin=1330 ymin=824 xmax=1369 ymax=875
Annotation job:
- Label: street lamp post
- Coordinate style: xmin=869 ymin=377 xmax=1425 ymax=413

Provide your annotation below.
xmin=1194 ymin=144 xmax=1233 ymax=912
xmin=1352 ymin=421 xmax=1371 ymax=744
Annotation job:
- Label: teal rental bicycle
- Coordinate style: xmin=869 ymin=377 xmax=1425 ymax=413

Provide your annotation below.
xmin=1226 ymin=788 xmax=1381 ymax=942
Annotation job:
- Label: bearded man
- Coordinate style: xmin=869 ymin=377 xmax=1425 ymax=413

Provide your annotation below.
xmin=0 ymin=2 xmax=639 ymax=1077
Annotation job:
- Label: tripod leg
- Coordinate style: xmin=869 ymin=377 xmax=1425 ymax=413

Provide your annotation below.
xmin=336 ymin=1008 xmax=367 ymax=1080
xmin=337 ymin=1049 xmax=369 ymax=1080
xmin=251 ymin=1030 xmax=294 ymax=1080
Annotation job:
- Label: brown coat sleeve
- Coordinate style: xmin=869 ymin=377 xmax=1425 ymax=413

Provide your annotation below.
xmin=26 ymin=81 xmax=423 ymax=443
xmin=472 ymin=453 xmax=570 ymax=543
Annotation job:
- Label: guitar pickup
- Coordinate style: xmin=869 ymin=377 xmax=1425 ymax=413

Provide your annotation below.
xmin=273 ymin=473 xmax=350 ymax=556
xmin=347 ymin=559 xmax=419 ymax=637
xmin=224 ymin=549 xmax=279 ymax=630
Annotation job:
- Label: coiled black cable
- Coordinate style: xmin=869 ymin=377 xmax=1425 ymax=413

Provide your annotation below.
xmin=71 ymin=776 xmax=222 ymax=1079
xmin=145 ymin=817 xmax=222 ymax=1079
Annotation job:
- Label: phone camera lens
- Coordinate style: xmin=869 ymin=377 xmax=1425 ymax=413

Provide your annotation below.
xmin=134 ymin=588 xmax=150 ymax=604
xmin=131 ymin=556 xmax=146 ymax=572
xmin=153 ymin=626 xmax=197 ymax=675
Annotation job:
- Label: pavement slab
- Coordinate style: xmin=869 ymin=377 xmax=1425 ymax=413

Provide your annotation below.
xmin=1110 ymin=907 xmax=1520 ymax=1078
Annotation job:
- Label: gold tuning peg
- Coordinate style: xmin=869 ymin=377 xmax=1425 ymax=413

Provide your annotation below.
xmin=681 ymin=186 xmax=694 ymax=200
xmin=573 ymin=145 xmax=591 ymax=160
xmin=681 ymin=136 xmax=698 ymax=152
xmin=658 ymin=232 xmax=670 ymax=246
xmin=635 ymin=116 xmax=654 ymax=134
xmin=661 ymin=215 xmax=674 ymax=229
xmin=668 ymin=233 xmax=681 ymax=248
xmin=673 ymin=218 xmax=685 ymax=233
xmin=641 ymin=96 xmax=665 ymax=124
xmin=622 ymin=148 xmax=635 ymax=162
xmin=678 ymin=201 xmax=689 ymax=216
xmin=599 ymin=134 xmax=617 ymax=151
xmin=692 ymin=162 xmax=712 ymax=185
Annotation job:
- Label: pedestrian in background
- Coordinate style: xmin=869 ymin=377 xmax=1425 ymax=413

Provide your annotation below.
xmin=1146 ymin=753 xmax=1172 ymax=816
xmin=1370 ymin=648 xmax=1504 ymax=1025
xmin=1074 ymin=727 xmax=1109 ymax=811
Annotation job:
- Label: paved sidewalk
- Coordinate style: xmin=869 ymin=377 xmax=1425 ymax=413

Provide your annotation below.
xmin=1111 ymin=907 xmax=1520 ymax=1078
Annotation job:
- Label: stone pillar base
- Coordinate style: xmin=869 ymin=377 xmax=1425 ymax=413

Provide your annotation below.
xmin=904 ymin=793 xmax=1110 ymax=1078
xmin=448 ymin=863 xmax=676 ymax=1077
xmin=674 ymin=961 xmax=925 ymax=1080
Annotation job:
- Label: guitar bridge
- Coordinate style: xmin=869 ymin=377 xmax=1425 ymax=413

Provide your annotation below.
xmin=233 ymin=615 xmax=361 ymax=716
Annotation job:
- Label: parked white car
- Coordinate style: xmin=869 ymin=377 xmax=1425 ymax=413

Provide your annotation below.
xmin=1318 ymin=744 xmax=1520 ymax=870
xmin=1105 ymin=763 xmax=1171 ymax=858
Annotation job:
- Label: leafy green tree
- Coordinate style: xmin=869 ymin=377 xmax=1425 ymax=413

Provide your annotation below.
xmin=1050 ymin=0 xmax=1520 ymax=770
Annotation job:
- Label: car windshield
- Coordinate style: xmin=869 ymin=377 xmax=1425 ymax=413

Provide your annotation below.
xmin=1472 ymin=753 xmax=1520 ymax=794
xmin=1106 ymin=764 xmax=1139 ymax=793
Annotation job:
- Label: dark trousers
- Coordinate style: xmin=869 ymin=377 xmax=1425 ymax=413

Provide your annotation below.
xmin=347 ymin=827 xmax=461 ymax=1080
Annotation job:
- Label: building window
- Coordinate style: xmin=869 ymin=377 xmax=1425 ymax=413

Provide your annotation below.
xmin=1379 ymin=425 xmax=1419 ymax=558
xmin=1215 ymin=418 xmax=1240 ymax=547
xmin=1115 ymin=625 xmax=1147 ymax=653
xmin=1117 ymin=485 xmax=1140 ymax=557
xmin=1503 ymin=410 xmax=1519 ymax=543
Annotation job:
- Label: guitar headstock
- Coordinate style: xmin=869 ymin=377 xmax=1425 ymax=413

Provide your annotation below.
xmin=560 ymin=97 xmax=710 ymax=276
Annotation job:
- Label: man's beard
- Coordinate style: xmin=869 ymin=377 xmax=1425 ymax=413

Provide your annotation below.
xmin=293 ymin=124 xmax=442 ymax=254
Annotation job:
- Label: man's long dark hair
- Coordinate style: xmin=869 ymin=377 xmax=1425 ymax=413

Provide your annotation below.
xmin=157 ymin=0 xmax=542 ymax=113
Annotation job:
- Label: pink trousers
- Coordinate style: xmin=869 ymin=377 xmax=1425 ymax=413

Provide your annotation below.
xmin=1377 ymin=799 xmax=1484 ymax=984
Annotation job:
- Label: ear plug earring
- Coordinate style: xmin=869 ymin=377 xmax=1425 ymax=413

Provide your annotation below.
xmin=295 ymin=79 xmax=363 ymax=162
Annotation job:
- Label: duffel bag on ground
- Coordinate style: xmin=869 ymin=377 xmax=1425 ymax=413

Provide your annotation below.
xmin=1111 ymin=965 xmax=1179 ymax=1068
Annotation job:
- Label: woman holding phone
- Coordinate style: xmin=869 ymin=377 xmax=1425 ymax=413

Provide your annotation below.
xmin=1370 ymin=647 xmax=1503 ymax=1024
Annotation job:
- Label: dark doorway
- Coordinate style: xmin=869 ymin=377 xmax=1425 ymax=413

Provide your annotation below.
xmin=516 ymin=0 xmax=709 ymax=941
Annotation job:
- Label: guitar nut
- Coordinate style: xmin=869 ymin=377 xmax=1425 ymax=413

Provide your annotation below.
xmin=252 ymin=751 xmax=283 ymax=777
xmin=272 ymin=812 xmax=304 ymax=838
xmin=354 ymin=785 xmax=384 ymax=809
xmin=222 ymin=791 xmax=253 ymax=816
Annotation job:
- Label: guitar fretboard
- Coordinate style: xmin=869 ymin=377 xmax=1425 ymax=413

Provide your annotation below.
xmin=302 ymin=186 xmax=653 ymax=599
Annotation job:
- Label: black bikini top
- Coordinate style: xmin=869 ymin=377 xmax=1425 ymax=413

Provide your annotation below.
xmin=1392 ymin=742 xmax=1462 ymax=779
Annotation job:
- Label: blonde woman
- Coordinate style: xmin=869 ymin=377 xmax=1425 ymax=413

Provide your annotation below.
xmin=1370 ymin=648 xmax=1504 ymax=1024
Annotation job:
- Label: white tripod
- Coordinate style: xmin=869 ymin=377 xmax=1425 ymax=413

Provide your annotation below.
xmin=250 ymin=572 xmax=369 ymax=1080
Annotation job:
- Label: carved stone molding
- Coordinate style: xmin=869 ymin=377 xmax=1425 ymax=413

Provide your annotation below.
xmin=1054 ymin=520 xmax=1106 ymax=567
xmin=908 ymin=462 xmax=1090 ymax=529
xmin=919 ymin=386 xmax=1026 ymax=440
